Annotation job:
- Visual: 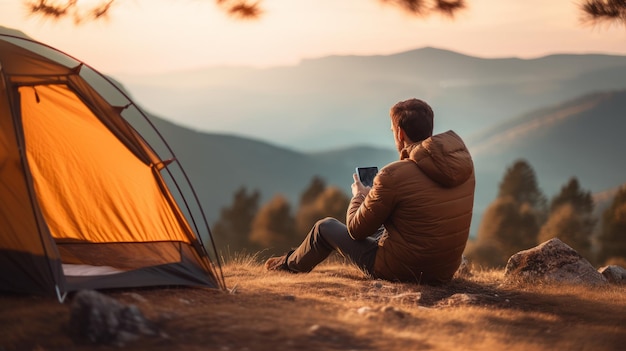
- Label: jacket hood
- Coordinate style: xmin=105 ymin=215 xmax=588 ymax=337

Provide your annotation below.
xmin=400 ymin=130 xmax=474 ymax=188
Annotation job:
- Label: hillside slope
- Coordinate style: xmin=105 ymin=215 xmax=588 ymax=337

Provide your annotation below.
xmin=469 ymin=90 xmax=626 ymax=221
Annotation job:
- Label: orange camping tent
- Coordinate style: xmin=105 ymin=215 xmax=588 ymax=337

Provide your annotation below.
xmin=0 ymin=29 xmax=225 ymax=301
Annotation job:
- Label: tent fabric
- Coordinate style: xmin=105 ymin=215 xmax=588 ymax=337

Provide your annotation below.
xmin=0 ymin=31 xmax=224 ymax=298
xmin=0 ymin=35 xmax=76 ymax=77
xmin=0 ymin=59 xmax=64 ymax=294
xmin=21 ymin=84 xmax=191 ymax=244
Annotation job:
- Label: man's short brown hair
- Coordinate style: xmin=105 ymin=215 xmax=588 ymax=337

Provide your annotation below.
xmin=390 ymin=98 xmax=434 ymax=142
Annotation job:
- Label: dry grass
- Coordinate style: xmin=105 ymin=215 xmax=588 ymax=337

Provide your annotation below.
xmin=1 ymin=255 xmax=626 ymax=351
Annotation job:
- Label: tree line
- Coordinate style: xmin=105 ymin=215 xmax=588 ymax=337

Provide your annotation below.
xmin=211 ymin=176 xmax=350 ymax=259
xmin=465 ymin=159 xmax=625 ymax=268
xmin=211 ymin=159 xmax=626 ymax=267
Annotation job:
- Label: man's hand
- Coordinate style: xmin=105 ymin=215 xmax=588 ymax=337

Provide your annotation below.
xmin=352 ymin=173 xmax=370 ymax=199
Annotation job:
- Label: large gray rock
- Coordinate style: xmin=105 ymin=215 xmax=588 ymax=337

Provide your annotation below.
xmin=504 ymin=238 xmax=608 ymax=286
xmin=69 ymin=290 xmax=161 ymax=346
xmin=598 ymin=265 xmax=626 ymax=284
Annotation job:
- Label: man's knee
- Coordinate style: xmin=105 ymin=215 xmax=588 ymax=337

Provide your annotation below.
xmin=315 ymin=217 xmax=345 ymax=236
xmin=316 ymin=217 xmax=342 ymax=232
xmin=314 ymin=217 xmax=347 ymax=243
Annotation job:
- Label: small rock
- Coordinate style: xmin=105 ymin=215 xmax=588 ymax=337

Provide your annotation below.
xmin=380 ymin=305 xmax=406 ymax=318
xmin=371 ymin=281 xmax=384 ymax=289
xmin=436 ymin=293 xmax=478 ymax=307
xmin=308 ymin=324 xmax=320 ymax=332
xmin=282 ymin=295 xmax=296 ymax=301
xmin=389 ymin=292 xmax=421 ymax=300
xmin=356 ymin=306 xmax=374 ymax=315
xmin=307 ymin=324 xmax=340 ymax=340
xmin=504 ymin=238 xmax=608 ymax=286
xmin=69 ymin=290 xmax=161 ymax=346
xmin=598 ymin=265 xmax=626 ymax=284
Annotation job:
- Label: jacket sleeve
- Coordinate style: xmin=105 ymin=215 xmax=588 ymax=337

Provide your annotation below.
xmin=346 ymin=167 xmax=395 ymax=240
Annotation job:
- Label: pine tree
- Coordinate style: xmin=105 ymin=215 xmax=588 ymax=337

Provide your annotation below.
xmin=296 ymin=186 xmax=350 ymax=236
xmin=549 ymin=177 xmax=594 ymax=214
xmin=299 ymin=176 xmax=326 ymax=208
xmin=315 ymin=187 xmax=350 ymax=222
xmin=212 ymin=186 xmax=260 ymax=256
xmin=249 ymin=195 xmax=296 ymax=255
xmin=498 ymin=159 xmax=547 ymax=212
xmin=472 ymin=197 xmax=541 ymax=267
xmin=470 ymin=159 xmax=546 ymax=268
xmin=538 ymin=177 xmax=596 ymax=262
xmin=296 ymin=177 xmax=327 ymax=235
xmin=597 ymin=186 xmax=626 ymax=264
xmin=538 ymin=204 xmax=594 ymax=261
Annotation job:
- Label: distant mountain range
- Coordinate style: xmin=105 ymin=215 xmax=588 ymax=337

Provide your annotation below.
xmin=127 ymin=48 xmax=626 ymax=238
xmin=116 ymin=47 xmax=626 ymax=153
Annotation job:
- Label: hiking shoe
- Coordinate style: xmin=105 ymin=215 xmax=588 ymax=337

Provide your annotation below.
xmin=264 ymin=250 xmax=295 ymax=272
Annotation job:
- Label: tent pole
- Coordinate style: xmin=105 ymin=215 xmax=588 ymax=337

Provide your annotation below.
xmin=55 ymin=285 xmax=68 ymax=304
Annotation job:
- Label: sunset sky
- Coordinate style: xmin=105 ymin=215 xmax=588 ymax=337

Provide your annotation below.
xmin=2 ymin=0 xmax=626 ymax=76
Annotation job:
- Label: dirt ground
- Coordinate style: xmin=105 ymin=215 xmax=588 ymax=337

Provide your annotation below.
xmin=1 ymin=259 xmax=626 ymax=351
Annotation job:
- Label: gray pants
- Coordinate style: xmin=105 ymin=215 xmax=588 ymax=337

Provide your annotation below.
xmin=286 ymin=217 xmax=381 ymax=275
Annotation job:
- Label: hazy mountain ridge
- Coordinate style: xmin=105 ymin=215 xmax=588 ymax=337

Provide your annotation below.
xmin=117 ymin=47 xmax=626 ymax=152
xmin=127 ymin=47 xmax=626 ymax=87
xmin=466 ymin=91 xmax=615 ymax=151
xmin=300 ymin=47 xmax=626 ymax=84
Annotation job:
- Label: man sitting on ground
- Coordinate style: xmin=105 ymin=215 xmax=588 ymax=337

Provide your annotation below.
xmin=265 ymin=98 xmax=475 ymax=284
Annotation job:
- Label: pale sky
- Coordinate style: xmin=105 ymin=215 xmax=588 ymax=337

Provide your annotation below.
xmin=1 ymin=0 xmax=626 ymax=75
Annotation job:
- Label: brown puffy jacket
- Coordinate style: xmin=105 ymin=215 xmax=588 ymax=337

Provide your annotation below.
xmin=347 ymin=130 xmax=475 ymax=284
